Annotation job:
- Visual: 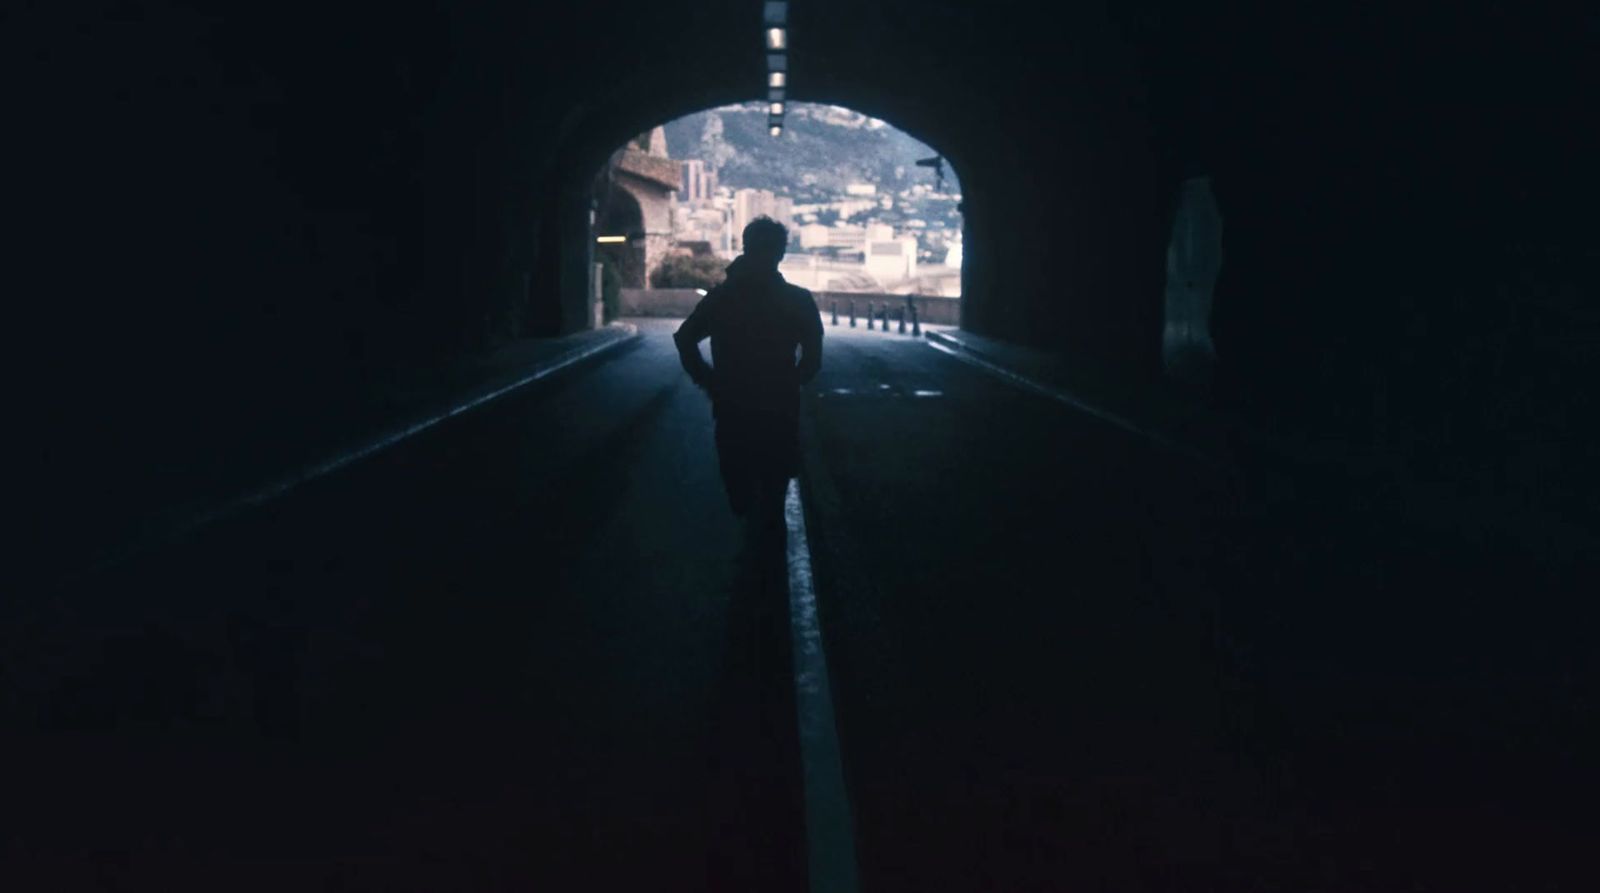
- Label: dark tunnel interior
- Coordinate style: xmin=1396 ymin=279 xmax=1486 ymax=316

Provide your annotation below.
xmin=7 ymin=1 xmax=1598 ymax=890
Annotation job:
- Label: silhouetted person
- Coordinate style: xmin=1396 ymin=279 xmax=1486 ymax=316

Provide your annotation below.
xmin=675 ymin=217 xmax=823 ymax=535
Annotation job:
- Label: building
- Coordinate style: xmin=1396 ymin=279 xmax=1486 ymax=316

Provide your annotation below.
xmin=595 ymin=125 xmax=681 ymax=287
xmin=863 ymin=236 xmax=919 ymax=286
xmin=798 ymin=222 xmax=894 ymax=253
xmin=679 ymin=159 xmax=717 ymax=205
xmin=730 ymin=188 xmax=794 ymax=250
xmin=674 ymin=204 xmax=734 ymax=256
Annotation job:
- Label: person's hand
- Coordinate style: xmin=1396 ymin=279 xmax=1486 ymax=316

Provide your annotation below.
xmin=698 ymin=372 xmax=722 ymax=402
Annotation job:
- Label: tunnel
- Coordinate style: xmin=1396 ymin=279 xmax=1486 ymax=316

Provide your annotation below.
xmin=8 ymin=1 xmax=1598 ymax=890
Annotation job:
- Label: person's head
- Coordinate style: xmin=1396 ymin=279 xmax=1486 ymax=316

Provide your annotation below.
xmin=741 ymin=216 xmax=788 ymax=267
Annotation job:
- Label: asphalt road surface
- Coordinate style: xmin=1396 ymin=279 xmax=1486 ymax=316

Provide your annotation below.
xmin=5 ymin=319 xmax=1594 ymax=891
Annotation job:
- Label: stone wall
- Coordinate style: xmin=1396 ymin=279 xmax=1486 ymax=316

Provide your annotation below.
xmin=620 ymin=288 xmax=705 ymax=318
xmin=620 ymin=289 xmax=961 ymax=326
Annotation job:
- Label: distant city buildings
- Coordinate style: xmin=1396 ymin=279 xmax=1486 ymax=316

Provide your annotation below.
xmin=679 ymin=159 xmax=718 ymax=205
xmin=730 ymin=188 xmax=794 ymax=250
xmin=676 ymin=204 xmax=733 ymax=255
xmin=797 ymin=222 xmax=894 ymax=252
xmin=658 ymin=109 xmax=964 ymax=296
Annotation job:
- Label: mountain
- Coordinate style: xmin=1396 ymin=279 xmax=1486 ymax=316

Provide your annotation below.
xmin=661 ymin=103 xmax=960 ymax=196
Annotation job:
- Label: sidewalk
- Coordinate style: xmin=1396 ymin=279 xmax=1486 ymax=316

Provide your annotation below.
xmin=924 ymin=328 xmax=1228 ymax=461
xmin=922 ymin=328 xmax=1599 ymax=555
xmin=56 ymin=323 xmax=641 ymax=585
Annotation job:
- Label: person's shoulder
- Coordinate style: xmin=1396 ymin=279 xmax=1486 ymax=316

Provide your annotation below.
xmin=783 ymin=282 xmax=815 ymax=304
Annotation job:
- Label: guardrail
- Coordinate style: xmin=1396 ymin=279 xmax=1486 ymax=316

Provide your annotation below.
xmin=620 ymin=288 xmax=960 ymax=327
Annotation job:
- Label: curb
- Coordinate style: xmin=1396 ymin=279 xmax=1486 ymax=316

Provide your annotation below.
xmin=59 ymin=323 xmax=642 ymax=586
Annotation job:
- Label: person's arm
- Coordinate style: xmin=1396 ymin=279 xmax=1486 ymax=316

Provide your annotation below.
xmin=795 ymin=291 xmax=824 ymax=385
xmin=673 ymin=292 xmax=718 ymax=390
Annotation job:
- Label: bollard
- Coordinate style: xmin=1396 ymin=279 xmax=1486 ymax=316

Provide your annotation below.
xmin=866 ymin=302 xmax=875 ymax=330
xmin=910 ymin=303 xmax=921 ymax=336
xmin=898 ymin=308 xmax=907 ymax=334
xmin=849 ymin=301 xmax=856 ymax=327
xmin=831 ymin=301 xmax=838 ymax=326
xmin=880 ymin=306 xmax=889 ymax=330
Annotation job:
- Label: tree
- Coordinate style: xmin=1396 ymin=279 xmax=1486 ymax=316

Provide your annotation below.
xmin=598 ymin=253 xmax=622 ymax=322
xmin=650 ymin=254 xmax=728 ymax=290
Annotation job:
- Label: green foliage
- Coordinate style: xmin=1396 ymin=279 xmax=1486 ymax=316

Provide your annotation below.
xmin=599 ymin=254 xmax=622 ymax=322
xmin=650 ymin=253 xmax=728 ymax=290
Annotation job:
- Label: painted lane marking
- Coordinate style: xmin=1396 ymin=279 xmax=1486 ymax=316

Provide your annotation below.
xmin=785 ymin=479 xmax=861 ymax=893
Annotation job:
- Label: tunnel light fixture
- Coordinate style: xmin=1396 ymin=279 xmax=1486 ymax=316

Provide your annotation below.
xmin=596 ymin=235 xmax=626 ymax=244
xmin=766 ymin=28 xmax=787 ymax=50
xmin=769 ymin=124 xmax=783 ymax=138
xmin=768 ymin=71 xmax=786 ymax=89
xmin=764 ymin=1 xmax=788 ymax=26
xmin=769 ymin=101 xmax=785 ymax=116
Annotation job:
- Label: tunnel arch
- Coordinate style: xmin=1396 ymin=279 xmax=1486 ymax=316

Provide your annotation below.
xmin=538 ymin=90 xmax=978 ymax=335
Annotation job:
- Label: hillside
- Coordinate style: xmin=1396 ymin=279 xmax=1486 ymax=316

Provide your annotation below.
xmin=662 ymin=103 xmax=960 ymax=196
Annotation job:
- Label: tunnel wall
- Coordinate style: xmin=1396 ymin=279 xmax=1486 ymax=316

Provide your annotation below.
xmin=14 ymin=1 xmax=1596 ymax=578
xmin=1136 ymin=1 xmax=1599 ymax=522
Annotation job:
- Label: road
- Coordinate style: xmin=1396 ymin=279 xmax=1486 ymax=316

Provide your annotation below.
xmin=5 ymin=319 xmax=1594 ymax=891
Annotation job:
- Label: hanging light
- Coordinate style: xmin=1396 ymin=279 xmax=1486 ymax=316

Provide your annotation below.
xmin=764 ymin=1 xmax=789 ymax=130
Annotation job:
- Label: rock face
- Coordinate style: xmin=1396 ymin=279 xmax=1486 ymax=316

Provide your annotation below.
xmin=663 ymin=103 xmax=960 ymax=196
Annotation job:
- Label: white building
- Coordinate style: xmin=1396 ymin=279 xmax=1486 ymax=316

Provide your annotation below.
xmin=863 ymin=236 xmax=919 ymax=286
xmin=944 ymin=236 xmax=963 ymax=269
xmin=796 ymin=222 xmax=895 ymax=253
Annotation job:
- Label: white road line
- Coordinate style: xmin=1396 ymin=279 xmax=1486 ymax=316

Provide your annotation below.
xmin=784 ymin=479 xmax=861 ymax=893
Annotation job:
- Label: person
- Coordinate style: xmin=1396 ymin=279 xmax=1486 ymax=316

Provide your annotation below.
xmin=674 ymin=217 xmax=823 ymax=534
